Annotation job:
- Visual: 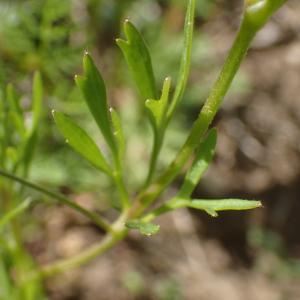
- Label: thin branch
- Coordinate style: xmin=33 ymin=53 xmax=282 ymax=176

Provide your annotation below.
xmin=0 ymin=169 xmax=113 ymax=233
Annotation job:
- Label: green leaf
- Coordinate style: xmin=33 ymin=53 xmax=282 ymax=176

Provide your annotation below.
xmin=116 ymin=20 xmax=157 ymax=101
xmin=75 ymin=53 xmax=116 ymax=154
xmin=187 ymin=198 xmax=262 ymax=217
xmin=0 ymin=260 xmax=12 ymax=300
xmin=126 ymin=220 xmax=160 ymax=236
xmin=145 ymin=77 xmax=171 ymax=130
xmin=6 ymin=84 xmax=25 ymax=136
xmin=0 ymin=198 xmax=32 ymax=232
xmin=6 ymin=84 xmax=22 ymax=116
xmin=31 ymin=71 xmax=43 ymax=132
xmin=53 ymin=111 xmax=112 ymax=175
xmin=21 ymin=72 xmax=43 ymax=175
xmin=178 ymin=129 xmax=217 ymax=198
xmin=167 ymin=0 xmax=195 ymax=120
xmin=110 ymin=108 xmax=125 ymax=159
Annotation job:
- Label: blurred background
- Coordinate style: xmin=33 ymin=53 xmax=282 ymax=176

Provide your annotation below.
xmin=0 ymin=0 xmax=300 ymax=299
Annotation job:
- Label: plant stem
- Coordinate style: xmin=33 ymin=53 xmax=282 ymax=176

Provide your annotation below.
xmin=0 ymin=169 xmax=113 ymax=233
xmin=134 ymin=0 xmax=288 ymax=214
xmin=145 ymin=0 xmax=195 ymax=185
xmin=39 ymin=233 xmax=124 ymax=277
xmin=29 ymin=211 xmax=129 ymax=279
xmin=113 ymin=170 xmax=130 ymax=209
xmin=145 ymin=130 xmax=164 ymax=186
xmin=132 ymin=16 xmax=258 ymax=216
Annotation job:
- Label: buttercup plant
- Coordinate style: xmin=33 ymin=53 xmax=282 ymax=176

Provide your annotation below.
xmin=0 ymin=0 xmax=287 ymax=286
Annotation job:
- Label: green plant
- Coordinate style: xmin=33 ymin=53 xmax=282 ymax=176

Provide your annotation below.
xmin=0 ymin=0 xmax=287 ymax=291
xmin=0 ymin=73 xmax=46 ymax=299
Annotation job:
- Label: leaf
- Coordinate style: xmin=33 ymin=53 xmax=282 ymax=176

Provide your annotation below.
xmin=75 ymin=52 xmax=116 ymax=154
xmin=53 ymin=111 xmax=112 ymax=175
xmin=110 ymin=108 xmax=125 ymax=159
xmin=145 ymin=77 xmax=171 ymax=130
xmin=6 ymin=84 xmax=25 ymax=136
xmin=31 ymin=71 xmax=43 ymax=132
xmin=0 ymin=198 xmax=32 ymax=232
xmin=0 ymin=260 xmax=12 ymax=300
xmin=21 ymin=72 xmax=43 ymax=175
xmin=116 ymin=20 xmax=157 ymax=101
xmin=6 ymin=84 xmax=22 ymax=115
xmin=187 ymin=199 xmax=262 ymax=217
xmin=178 ymin=129 xmax=217 ymax=198
xmin=126 ymin=220 xmax=160 ymax=236
xmin=167 ymin=0 xmax=195 ymax=120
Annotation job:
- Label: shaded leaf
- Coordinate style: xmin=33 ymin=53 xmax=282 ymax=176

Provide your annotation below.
xmin=0 ymin=198 xmax=32 ymax=232
xmin=126 ymin=220 xmax=160 ymax=236
xmin=178 ymin=128 xmax=217 ymax=198
xmin=6 ymin=84 xmax=25 ymax=136
xmin=53 ymin=111 xmax=112 ymax=175
xmin=110 ymin=108 xmax=125 ymax=159
xmin=31 ymin=71 xmax=43 ymax=131
xmin=22 ymin=72 xmax=43 ymax=175
xmin=116 ymin=20 xmax=157 ymax=101
xmin=75 ymin=53 xmax=116 ymax=154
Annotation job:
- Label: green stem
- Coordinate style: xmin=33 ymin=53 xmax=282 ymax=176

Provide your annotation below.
xmin=0 ymin=169 xmax=113 ymax=233
xmin=145 ymin=129 xmax=164 ymax=186
xmin=145 ymin=0 xmax=195 ymax=185
xmin=28 ymin=212 xmax=129 ymax=279
xmin=132 ymin=16 xmax=258 ymax=215
xmin=113 ymin=171 xmax=130 ymax=210
xmin=39 ymin=233 xmax=124 ymax=277
xmin=16 ymin=0 xmax=288 ymax=280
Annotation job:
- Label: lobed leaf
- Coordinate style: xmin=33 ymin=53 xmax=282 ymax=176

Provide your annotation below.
xmin=186 ymin=198 xmax=262 ymax=217
xmin=75 ymin=53 xmax=116 ymax=154
xmin=145 ymin=77 xmax=171 ymax=131
xmin=116 ymin=20 xmax=157 ymax=101
xmin=178 ymin=129 xmax=217 ymax=198
xmin=126 ymin=220 xmax=160 ymax=236
xmin=53 ymin=111 xmax=112 ymax=176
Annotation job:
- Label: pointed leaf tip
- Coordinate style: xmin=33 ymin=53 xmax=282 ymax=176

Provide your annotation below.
xmin=117 ymin=20 xmax=157 ymax=101
xmin=145 ymin=76 xmax=171 ymax=130
xmin=76 ymin=54 xmax=116 ymax=154
xmin=53 ymin=111 xmax=112 ymax=175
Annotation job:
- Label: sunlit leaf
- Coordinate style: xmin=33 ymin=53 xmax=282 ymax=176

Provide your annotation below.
xmin=53 ymin=111 xmax=112 ymax=175
xmin=116 ymin=20 xmax=157 ymax=101
xmin=167 ymin=0 xmax=195 ymax=121
xmin=178 ymin=129 xmax=217 ymax=198
xmin=145 ymin=77 xmax=171 ymax=130
xmin=75 ymin=53 xmax=116 ymax=154
xmin=185 ymin=198 xmax=262 ymax=217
